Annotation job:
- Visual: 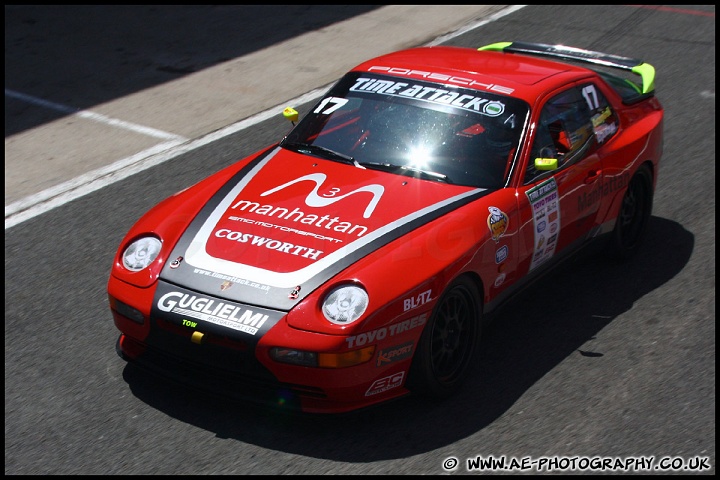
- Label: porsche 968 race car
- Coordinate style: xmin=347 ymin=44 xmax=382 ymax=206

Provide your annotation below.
xmin=108 ymin=41 xmax=664 ymax=414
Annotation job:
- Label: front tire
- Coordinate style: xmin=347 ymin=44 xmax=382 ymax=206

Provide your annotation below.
xmin=607 ymin=165 xmax=653 ymax=260
xmin=408 ymin=276 xmax=482 ymax=399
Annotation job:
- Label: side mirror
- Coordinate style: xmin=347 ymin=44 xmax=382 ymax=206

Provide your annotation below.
xmin=535 ymin=157 xmax=558 ymax=171
xmin=283 ymin=107 xmax=299 ymax=125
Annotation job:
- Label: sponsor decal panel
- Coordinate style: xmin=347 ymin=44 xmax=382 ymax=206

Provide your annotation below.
xmin=349 ymin=76 xmax=507 ymax=117
xmin=191 ymin=164 xmax=386 ymax=281
xmin=526 ymin=177 xmax=561 ymax=272
xmin=183 ymin=150 xmax=484 ymax=289
xmin=151 ymin=282 xmax=283 ymax=337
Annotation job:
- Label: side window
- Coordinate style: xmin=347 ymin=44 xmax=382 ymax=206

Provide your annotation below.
xmin=582 ymin=83 xmax=619 ymax=147
xmin=525 ymin=86 xmax=598 ymax=184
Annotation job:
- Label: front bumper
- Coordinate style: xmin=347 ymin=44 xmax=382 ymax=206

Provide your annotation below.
xmin=109 ymin=276 xmax=422 ymax=413
xmin=116 ymin=333 xmax=325 ymax=412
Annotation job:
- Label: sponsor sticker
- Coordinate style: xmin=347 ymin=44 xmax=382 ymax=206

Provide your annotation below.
xmin=403 ymin=289 xmax=432 ymax=312
xmin=350 ymin=76 xmax=507 ymax=116
xmin=376 ymin=342 xmax=414 ymax=367
xmin=346 ymin=313 xmax=427 ymax=348
xmin=495 ymin=245 xmax=509 ymax=263
xmin=366 ymin=371 xmax=405 ymax=396
xmin=487 ymin=206 xmax=509 ymax=242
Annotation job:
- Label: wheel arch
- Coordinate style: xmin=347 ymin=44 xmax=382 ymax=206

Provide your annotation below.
xmin=460 ymin=270 xmax=485 ymax=316
xmin=405 ymin=271 xmax=484 ymax=398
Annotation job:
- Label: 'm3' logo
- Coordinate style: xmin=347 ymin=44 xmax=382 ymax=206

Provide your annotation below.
xmin=260 ymin=173 xmax=384 ymax=218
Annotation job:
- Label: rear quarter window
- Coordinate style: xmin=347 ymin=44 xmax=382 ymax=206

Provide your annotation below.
xmin=596 ymin=70 xmax=654 ymax=105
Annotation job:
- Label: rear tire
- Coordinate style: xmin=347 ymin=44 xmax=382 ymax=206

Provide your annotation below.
xmin=607 ymin=165 xmax=653 ymax=260
xmin=408 ymin=276 xmax=481 ymax=399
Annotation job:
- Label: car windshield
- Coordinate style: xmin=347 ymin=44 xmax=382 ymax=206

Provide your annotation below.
xmin=281 ymin=72 xmax=529 ymax=188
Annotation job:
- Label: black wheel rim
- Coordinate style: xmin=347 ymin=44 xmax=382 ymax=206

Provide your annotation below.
xmin=617 ymin=174 xmax=650 ymax=250
xmin=429 ymin=285 xmax=476 ymax=383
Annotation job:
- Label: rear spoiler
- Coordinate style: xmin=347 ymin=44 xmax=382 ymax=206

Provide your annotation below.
xmin=479 ymin=41 xmax=656 ymax=95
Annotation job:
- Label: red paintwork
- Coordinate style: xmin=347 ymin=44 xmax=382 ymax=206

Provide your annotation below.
xmin=204 ymin=149 xmax=475 ymax=272
xmin=108 ymin=45 xmax=663 ymax=413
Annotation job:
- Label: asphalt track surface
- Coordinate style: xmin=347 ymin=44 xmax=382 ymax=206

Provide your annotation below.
xmin=5 ymin=5 xmax=716 ymax=475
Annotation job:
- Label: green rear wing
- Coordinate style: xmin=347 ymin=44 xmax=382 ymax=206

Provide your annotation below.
xmin=479 ymin=41 xmax=656 ymax=100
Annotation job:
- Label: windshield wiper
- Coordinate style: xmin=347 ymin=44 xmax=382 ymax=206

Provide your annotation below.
xmin=401 ymin=165 xmax=449 ymax=183
xmin=281 ymin=142 xmax=360 ymax=166
xmin=281 ymin=144 xmax=449 ymax=182
xmin=359 ymin=162 xmax=450 ymax=183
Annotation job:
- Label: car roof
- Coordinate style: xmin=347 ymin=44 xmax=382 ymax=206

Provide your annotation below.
xmin=350 ymin=46 xmax=597 ymax=103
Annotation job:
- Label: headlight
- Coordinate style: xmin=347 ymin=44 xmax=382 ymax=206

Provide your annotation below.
xmin=322 ymin=284 xmax=369 ymax=325
xmin=122 ymin=236 xmax=162 ymax=271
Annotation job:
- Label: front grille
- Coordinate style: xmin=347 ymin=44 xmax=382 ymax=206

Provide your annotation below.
xmin=150 ymin=316 xmax=261 ymax=375
xmin=117 ymin=334 xmax=327 ymax=412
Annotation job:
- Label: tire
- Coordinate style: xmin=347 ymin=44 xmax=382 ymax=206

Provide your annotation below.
xmin=607 ymin=165 xmax=654 ymax=260
xmin=408 ymin=276 xmax=482 ymax=399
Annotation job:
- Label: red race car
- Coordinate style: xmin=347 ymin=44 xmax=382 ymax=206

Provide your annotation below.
xmin=108 ymin=41 xmax=663 ymax=414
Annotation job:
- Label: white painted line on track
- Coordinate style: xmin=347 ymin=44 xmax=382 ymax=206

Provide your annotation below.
xmin=4 ymin=5 xmax=525 ymax=230
xmin=4 ymin=86 xmax=330 ymax=230
xmin=5 ymin=89 xmax=186 ymax=141
xmin=426 ymin=5 xmax=527 ymax=46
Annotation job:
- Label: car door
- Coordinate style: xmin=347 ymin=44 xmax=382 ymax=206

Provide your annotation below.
xmin=515 ymin=83 xmax=605 ymax=275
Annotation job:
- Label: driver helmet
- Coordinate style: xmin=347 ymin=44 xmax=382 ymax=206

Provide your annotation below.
xmin=486 ymin=115 xmax=517 ymax=155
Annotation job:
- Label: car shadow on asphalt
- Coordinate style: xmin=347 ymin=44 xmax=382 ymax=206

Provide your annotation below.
xmin=122 ymin=215 xmax=693 ymax=461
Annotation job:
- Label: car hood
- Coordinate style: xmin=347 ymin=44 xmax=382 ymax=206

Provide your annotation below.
xmin=160 ymin=146 xmax=487 ymax=310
